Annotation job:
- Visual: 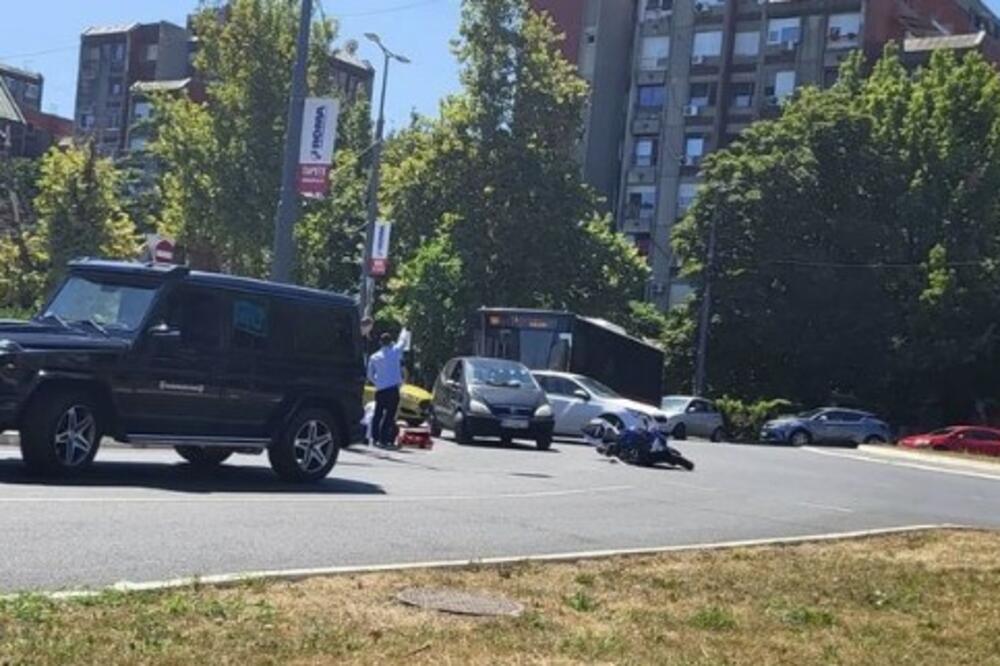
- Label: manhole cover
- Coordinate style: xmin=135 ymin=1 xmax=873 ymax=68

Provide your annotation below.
xmin=396 ymin=587 xmax=524 ymax=617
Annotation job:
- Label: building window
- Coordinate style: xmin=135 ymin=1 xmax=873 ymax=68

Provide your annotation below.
xmin=828 ymin=13 xmax=861 ymax=47
xmin=145 ymin=44 xmax=159 ymax=61
xmin=645 ymin=0 xmax=673 ymax=11
xmin=677 ymin=182 xmax=698 ymax=215
xmin=132 ymin=100 xmax=153 ymax=122
xmin=129 ymin=135 xmax=149 ymax=152
xmin=688 ymin=82 xmax=715 ymax=107
xmin=640 ymin=36 xmax=671 ymax=70
xmin=85 ymin=46 xmax=100 ymax=62
xmin=766 ymin=70 xmax=797 ymax=101
xmin=626 ymin=186 xmax=657 ymax=220
xmin=25 ymin=83 xmax=40 ymax=100
xmin=105 ymin=104 xmax=122 ymax=129
xmin=692 ymin=31 xmax=723 ymax=58
xmin=730 ymin=81 xmax=754 ymax=109
xmin=734 ymin=31 xmax=759 ymax=57
xmin=78 ymin=113 xmax=95 ymax=130
xmin=108 ymin=78 xmax=124 ymax=96
xmin=111 ymin=43 xmax=126 ymax=62
xmin=637 ymin=85 xmax=666 ymax=111
xmin=767 ymin=18 xmax=801 ymax=45
xmin=684 ymin=136 xmax=705 ymax=165
xmin=634 ymin=136 xmax=659 ymax=167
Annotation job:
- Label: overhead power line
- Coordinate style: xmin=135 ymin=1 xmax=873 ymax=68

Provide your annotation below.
xmin=339 ymin=0 xmax=447 ymax=18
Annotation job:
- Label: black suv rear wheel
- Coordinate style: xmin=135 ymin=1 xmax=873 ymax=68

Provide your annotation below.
xmin=269 ymin=408 xmax=340 ymax=483
xmin=175 ymin=446 xmax=235 ymax=467
xmin=21 ymin=389 xmax=102 ymax=475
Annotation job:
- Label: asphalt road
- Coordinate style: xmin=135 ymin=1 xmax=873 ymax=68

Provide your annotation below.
xmin=1 ymin=436 xmax=999 ymax=593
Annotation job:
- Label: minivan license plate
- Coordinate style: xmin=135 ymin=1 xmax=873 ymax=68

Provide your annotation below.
xmin=501 ymin=419 xmax=529 ymax=430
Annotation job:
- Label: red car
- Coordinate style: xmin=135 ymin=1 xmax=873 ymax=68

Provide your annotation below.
xmin=898 ymin=426 xmax=1000 ymax=457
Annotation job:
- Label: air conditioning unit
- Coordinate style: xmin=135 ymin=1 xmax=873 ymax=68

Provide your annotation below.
xmin=691 ymin=54 xmax=706 ymax=65
xmin=695 ymin=2 xmax=707 ymax=13
xmin=765 ymin=95 xmax=779 ymax=106
xmin=684 ymin=104 xmax=700 ymax=117
xmin=828 ymin=27 xmax=842 ymax=41
xmin=783 ymin=40 xmax=797 ymax=51
xmin=845 ymin=32 xmax=858 ymax=40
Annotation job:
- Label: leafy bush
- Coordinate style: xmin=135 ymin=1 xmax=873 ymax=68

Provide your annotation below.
xmin=715 ymin=397 xmax=796 ymax=442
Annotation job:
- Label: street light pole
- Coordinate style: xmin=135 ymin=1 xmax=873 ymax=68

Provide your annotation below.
xmin=359 ymin=33 xmax=409 ymax=317
xmin=271 ymin=0 xmax=313 ymax=284
xmin=692 ymin=215 xmax=717 ymax=396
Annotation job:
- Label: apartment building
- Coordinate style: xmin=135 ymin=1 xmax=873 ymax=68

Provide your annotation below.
xmin=529 ymin=0 xmax=635 ymax=205
xmin=0 ymin=63 xmax=43 ymax=114
xmin=74 ymin=21 xmax=191 ymax=156
xmin=330 ymin=41 xmax=376 ymax=105
xmin=537 ymin=0 xmax=1000 ymax=309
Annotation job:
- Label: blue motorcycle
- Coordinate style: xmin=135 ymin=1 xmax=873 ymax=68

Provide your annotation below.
xmin=583 ymin=418 xmax=695 ymax=471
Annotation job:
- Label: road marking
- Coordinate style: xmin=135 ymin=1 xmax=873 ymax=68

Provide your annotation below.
xmin=27 ymin=524 xmax=966 ymax=600
xmin=804 ymin=447 xmax=1000 ymax=482
xmin=0 ymin=485 xmax=633 ymax=505
xmin=797 ymin=501 xmax=854 ymax=514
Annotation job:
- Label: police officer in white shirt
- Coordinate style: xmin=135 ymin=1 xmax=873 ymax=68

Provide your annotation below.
xmin=367 ymin=328 xmax=409 ymax=448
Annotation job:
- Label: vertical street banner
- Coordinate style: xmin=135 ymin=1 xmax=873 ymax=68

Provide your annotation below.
xmin=297 ymin=97 xmax=340 ymax=199
xmin=370 ymin=219 xmax=393 ymax=277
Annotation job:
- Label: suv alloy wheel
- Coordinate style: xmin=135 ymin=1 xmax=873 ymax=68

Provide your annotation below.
xmin=269 ymin=408 xmax=340 ymax=482
xmin=20 ymin=389 xmax=102 ymax=475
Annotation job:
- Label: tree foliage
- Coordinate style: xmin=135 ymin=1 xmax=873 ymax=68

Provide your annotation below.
xmin=34 ymin=145 xmax=138 ymax=286
xmin=153 ymin=0 xmax=337 ymax=276
xmin=382 ymin=0 xmax=649 ymax=382
xmin=672 ymin=48 xmax=1000 ymax=426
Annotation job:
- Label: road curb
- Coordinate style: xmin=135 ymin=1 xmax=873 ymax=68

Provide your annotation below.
xmin=859 ymin=445 xmax=1000 ymax=472
xmin=24 ymin=523 xmax=972 ymax=601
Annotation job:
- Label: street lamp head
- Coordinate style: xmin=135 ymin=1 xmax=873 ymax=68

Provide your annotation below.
xmin=394 ymin=54 xmax=412 ymax=64
xmin=364 ymin=32 xmax=382 ymax=45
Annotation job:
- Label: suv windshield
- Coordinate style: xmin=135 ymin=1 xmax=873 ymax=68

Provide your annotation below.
xmin=468 ymin=360 xmax=536 ymax=388
xmin=41 ymin=275 xmax=158 ymax=335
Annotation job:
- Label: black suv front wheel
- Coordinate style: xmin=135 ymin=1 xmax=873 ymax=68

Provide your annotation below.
xmin=21 ymin=389 xmax=102 ymax=475
xmin=269 ymin=408 xmax=340 ymax=483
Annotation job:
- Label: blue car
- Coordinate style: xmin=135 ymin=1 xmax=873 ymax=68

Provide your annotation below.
xmin=760 ymin=408 xmax=890 ymax=447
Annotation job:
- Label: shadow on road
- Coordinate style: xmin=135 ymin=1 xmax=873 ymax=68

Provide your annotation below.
xmin=459 ymin=438 xmax=561 ymax=453
xmin=0 ymin=459 xmax=385 ymax=495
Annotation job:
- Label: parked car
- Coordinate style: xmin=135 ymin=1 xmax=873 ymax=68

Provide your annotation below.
xmin=431 ymin=357 xmax=554 ymax=449
xmin=0 ymin=260 xmax=364 ymax=482
xmin=760 ymin=408 xmax=890 ymax=447
xmin=363 ymin=382 xmax=432 ymax=426
xmin=659 ymin=395 xmax=727 ymax=441
xmin=533 ymin=371 xmax=668 ymax=437
xmin=898 ymin=426 xmax=1000 ymax=457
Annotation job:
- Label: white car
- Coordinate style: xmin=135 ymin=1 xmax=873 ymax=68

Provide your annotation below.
xmin=532 ymin=371 xmax=668 ymax=437
xmin=660 ymin=395 xmax=727 ymax=441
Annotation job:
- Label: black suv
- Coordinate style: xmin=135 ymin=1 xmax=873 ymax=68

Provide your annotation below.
xmin=0 ymin=260 xmax=364 ymax=482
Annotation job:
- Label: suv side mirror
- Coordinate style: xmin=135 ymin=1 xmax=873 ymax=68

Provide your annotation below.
xmin=573 ymin=389 xmax=590 ymax=401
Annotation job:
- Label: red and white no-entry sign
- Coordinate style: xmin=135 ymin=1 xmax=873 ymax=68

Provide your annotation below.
xmin=153 ymin=238 xmax=175 ymax=263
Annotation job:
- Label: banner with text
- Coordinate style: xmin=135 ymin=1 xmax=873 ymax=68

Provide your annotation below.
xmin=297 ymin=97 xmax=340 ymax=199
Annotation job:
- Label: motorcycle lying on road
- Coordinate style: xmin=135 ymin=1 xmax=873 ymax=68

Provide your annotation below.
xmin=582 ymin=418 xmax=695 ymax=471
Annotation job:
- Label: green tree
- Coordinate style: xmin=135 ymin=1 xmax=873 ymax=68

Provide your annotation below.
xmin=382 ymin=0 xmax=648 ymax=382
xmin=153 ymin=0 xmax=337 ymax=275
xmin=671 ymin=48 xmax=1000 ymax=425
xmin=0 ymin=158 xmax=46 ymax=310
xmin=33 ymin=145 xmax=138 ymax=286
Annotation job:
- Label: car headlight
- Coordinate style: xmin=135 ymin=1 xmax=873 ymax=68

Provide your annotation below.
xmin=534 ymin=404 xmax=553 ymax=418
xmin=468 ymin=399 xmax=491 ymax=416
xmin=0 ymin=339 xmax=23 ymax=353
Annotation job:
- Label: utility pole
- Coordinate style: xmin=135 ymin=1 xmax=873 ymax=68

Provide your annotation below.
xmin=359 ymin=33 xmax=409 ymax=317
xmin=271 ymin=0 xmax=313 ymax=284
xmin=692 ymin=216 xmax=717 ymax=396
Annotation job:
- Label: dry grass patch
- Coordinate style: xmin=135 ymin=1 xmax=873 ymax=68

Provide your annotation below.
xmin=3 ymin=529 xmax=1000 ymax=665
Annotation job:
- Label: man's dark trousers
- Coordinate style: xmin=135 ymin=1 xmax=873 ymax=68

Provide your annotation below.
xmin=372 ymin=386 xmax=401 ymax=446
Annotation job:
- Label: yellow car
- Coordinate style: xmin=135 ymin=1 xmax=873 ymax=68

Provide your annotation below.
xmin=363 ymin=383 xmax=433 ymax=427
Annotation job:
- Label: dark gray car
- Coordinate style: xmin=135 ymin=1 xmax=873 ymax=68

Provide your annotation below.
xmin=431 ymin=357 xmax=555 ymax=450
xmin=761 ymin=408 xmax=891 ymax=446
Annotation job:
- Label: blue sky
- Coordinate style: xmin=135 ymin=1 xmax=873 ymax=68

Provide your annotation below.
xmin=0 ymin=0 xmax=462 ymax=131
